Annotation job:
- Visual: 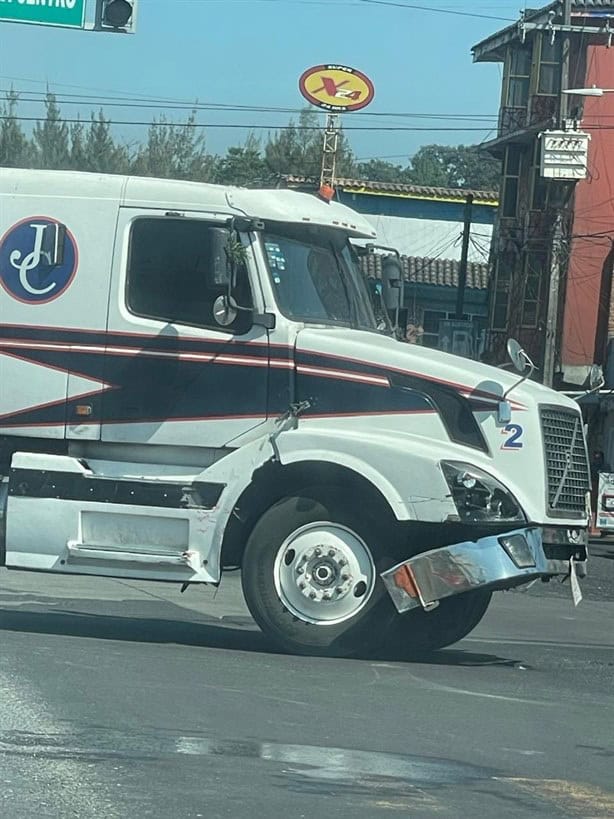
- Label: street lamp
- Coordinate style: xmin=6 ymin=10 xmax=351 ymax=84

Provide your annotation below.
xmin=562 ymin=86 xmax=614 ymax=96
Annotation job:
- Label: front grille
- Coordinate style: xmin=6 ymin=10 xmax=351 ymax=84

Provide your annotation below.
xmin=540 ymin=407 xmax=590 ymax=516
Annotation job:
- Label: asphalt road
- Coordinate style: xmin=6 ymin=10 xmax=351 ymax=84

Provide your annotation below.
xmin=1 ymin=542 xmax=613 ymax=819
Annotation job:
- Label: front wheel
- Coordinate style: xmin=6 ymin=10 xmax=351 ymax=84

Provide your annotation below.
xmin=384 ymin=589 xmax=492 ymax=657
xmin=241 ymin=492 xmax=399 ymax=657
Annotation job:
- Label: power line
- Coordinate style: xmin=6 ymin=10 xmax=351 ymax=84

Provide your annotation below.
xmin=357 ymin=0 xmax=515 ymax=21
xmin=157 ymin=0 xmax=520 ymax=15
xmin=4 ymin=113 xmax=612 ymax=134
xmin=0 ymin=88 xmax=501 ymax=123
xmin=0 ymin=115 xmax=498 ymax=132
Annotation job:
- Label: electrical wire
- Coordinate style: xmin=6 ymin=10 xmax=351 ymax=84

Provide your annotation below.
xmin=357 ymin=0 xmax=515 ymax=21
xmin=0 ymin=114 xmax=499 ymax=132
xmin=0 ymin=87 xmax=502 ymax=124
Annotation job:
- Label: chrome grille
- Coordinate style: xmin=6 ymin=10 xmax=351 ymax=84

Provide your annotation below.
xmin=540 ymin=407 xmax=590 ymax=516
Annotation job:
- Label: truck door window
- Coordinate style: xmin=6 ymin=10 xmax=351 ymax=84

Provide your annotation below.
xmin=126 ymin=218 xmax=253 ymax=333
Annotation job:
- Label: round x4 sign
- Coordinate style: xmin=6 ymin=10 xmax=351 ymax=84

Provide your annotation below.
xmin=299 ymin=64 xmax=375 ymax=113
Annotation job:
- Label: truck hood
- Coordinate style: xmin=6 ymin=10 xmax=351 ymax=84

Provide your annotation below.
xmin=294 ymin=327 xmax=579 ymax=412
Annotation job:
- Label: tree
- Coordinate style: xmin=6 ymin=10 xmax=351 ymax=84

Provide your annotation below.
xmin=32 ymin=92 xmax=71 ymax=169
xmin=83 ymin=111 xmax=129 ymax=174
xmin=215 ymin=134 xmax=270 ymax=187
xmin=265 ymin=109 xmax=354 ymax=180
xmin=407 ymin=144 xmax=501 ymax=190
xmin=0 ymin=91 xmax=32 ymax=168
xmin=354 ymin=158 xmax=410 ymax=183
xmin=69 ymin=118 xmax=87 ymax=170
xmin=131 ymin=111 xmax=215 ymax=181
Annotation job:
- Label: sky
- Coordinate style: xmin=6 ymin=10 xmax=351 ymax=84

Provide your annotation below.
xmin=0 ymin=0 xmax=534 ymax=163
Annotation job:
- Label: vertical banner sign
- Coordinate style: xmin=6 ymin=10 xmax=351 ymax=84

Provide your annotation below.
xmin=0 ymin=0 xmax=86 ymax=29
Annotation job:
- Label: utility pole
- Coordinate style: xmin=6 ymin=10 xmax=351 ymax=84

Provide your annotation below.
xmin=543 ymin=0 xmax=572 ymax=387
xmin=558 ymin=0 xmax=572 ymax=126
xmin=455 ymin=193 xmax=474 ymax=319
xmin=543 ymin=211 xmax=564 ymax=387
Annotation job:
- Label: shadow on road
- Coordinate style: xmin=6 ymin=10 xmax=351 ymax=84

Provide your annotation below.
xmin=591 ymin=548 xmax=614 ymax=560
xmin=380 ymin=647 xmax=523 ymax=668
xmin=0 ymin=606 xmax=275 ymax=653
xmin=0 ymin=605 xmax=522 ymax=669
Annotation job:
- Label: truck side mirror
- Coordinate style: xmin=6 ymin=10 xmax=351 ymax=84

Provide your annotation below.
xmin=212 ymin=294 xmax=275 ymax=332
xmin=498 ymin=400 xmax=512 ymax=424
xmin=507 ymin=338 xmax=532 ymax=375
xmin=588 ymin=364 xmax=604 ymax=392
xmin=381 ymin=256 xmax=402 ymax=311
xmin=213 ymin=294 xmax=238 ymax=327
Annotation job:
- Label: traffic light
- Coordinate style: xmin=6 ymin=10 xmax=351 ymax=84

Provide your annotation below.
xmin=95 ymin=0 xmax=136 ymax=32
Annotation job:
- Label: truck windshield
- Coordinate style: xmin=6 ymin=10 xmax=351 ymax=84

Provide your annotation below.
xmin=261 ymin=224 xmax=380 ymax=331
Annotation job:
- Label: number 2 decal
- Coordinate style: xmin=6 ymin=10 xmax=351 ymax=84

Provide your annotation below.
xmin=502 ymin=423 xmax=524 ymax=450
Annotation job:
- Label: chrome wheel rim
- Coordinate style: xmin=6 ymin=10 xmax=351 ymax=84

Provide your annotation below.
xmin=273 ymin=522 xmax=376 ymax=625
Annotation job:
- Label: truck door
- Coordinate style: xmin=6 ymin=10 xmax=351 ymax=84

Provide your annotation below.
xmin=101 ymin=210 xmax=270 ymax=448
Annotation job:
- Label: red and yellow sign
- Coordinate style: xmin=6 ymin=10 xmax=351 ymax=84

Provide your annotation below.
xmin=299 ymin=64 xmax=375 ymax=113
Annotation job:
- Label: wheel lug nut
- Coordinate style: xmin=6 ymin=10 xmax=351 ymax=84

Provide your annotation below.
xmin=314 ymin=547 xmax=322 ymax=557
xmin=299 ymin=582 xmax=306 ymax=590
xmin=309 ymin=591 xmax=317 ymax=600
xmin=296 ymin=566 xmax=304 ymax=575
xmin=341 ymin=574 xmax=350 ymax=582
xmin=336 ymin=587 xmax=344 ymax=595
xmin=338 ymin=558 xmax=347 ymax=567
xmin=328 ymin=549 xmax=335 ymax=557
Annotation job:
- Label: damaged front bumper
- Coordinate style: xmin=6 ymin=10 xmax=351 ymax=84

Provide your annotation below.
xmin=381 ymin=526 xmax=587 ymax=613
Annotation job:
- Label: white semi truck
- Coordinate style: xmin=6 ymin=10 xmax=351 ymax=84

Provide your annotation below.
xmin=0 ymin=169 xmax=590 ymax=656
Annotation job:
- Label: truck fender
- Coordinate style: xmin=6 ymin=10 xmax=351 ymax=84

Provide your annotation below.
xmin=274 ymin=428 xmax=457 ymax=523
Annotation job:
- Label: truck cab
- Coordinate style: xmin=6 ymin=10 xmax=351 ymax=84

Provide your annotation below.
xmin=0 ymin=169 xmax=590 ymax=657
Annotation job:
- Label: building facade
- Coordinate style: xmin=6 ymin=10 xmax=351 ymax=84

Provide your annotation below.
xmin=473 ymin=0 xmax=614 ymax=385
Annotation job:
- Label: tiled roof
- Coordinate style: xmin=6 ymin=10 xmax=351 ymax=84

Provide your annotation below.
xmin=360 ymin=254 xmax=490 ymax=290
xmin=281 ymin=175 xmax=499 ymax=206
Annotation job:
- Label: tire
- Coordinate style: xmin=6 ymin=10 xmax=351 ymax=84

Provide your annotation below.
xmin=241 ymin=490 xmax=400 ymax=657
xmin=384 ymin=589 xmax=492 ymax=657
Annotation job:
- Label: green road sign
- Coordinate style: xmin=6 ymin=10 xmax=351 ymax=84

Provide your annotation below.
xmin=0 ymin=0 xmax=86 ymax=29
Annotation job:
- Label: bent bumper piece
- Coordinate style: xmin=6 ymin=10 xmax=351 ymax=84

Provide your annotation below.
xmin=381 ymin=526 xmax=586 ymax=614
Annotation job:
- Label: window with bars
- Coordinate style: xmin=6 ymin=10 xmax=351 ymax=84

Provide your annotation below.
xmin=530 ymin=140 xmax=548 ymax=211
xmin=502 ymin=145 xmax=524 ymax=219
xmin=537 ymin=35 xmax=561 ymax=95
xmin=491 ymin=253 xmax=515 ymax=331
xmin=504 ymin=46 xmax=532 ymax=107
xmin=422 ymin=309 xmax=478 ymax=348
xmin=521 ymin=250 xmax=547 ymax=328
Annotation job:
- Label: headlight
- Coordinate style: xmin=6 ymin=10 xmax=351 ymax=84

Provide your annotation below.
xmin=441 ymin=461 xmax=526 ymax=523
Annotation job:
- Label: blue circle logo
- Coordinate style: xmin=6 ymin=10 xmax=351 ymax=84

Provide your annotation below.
xmin=0 ymin=217 xmax=78 ymax=304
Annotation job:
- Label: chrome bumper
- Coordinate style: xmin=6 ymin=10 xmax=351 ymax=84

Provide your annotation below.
xmin=381 ymin=526 xmax=587 ymax=614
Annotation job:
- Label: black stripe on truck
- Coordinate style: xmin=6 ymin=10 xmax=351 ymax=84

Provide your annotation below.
xmin=9 ymin=469 xmax=225 ymax=510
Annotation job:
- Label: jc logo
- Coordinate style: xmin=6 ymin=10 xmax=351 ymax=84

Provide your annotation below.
xmin=10 ymin=222 xmax=57 ymax=296
xmin=0 ymin=217 xmax=77 ymax=304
